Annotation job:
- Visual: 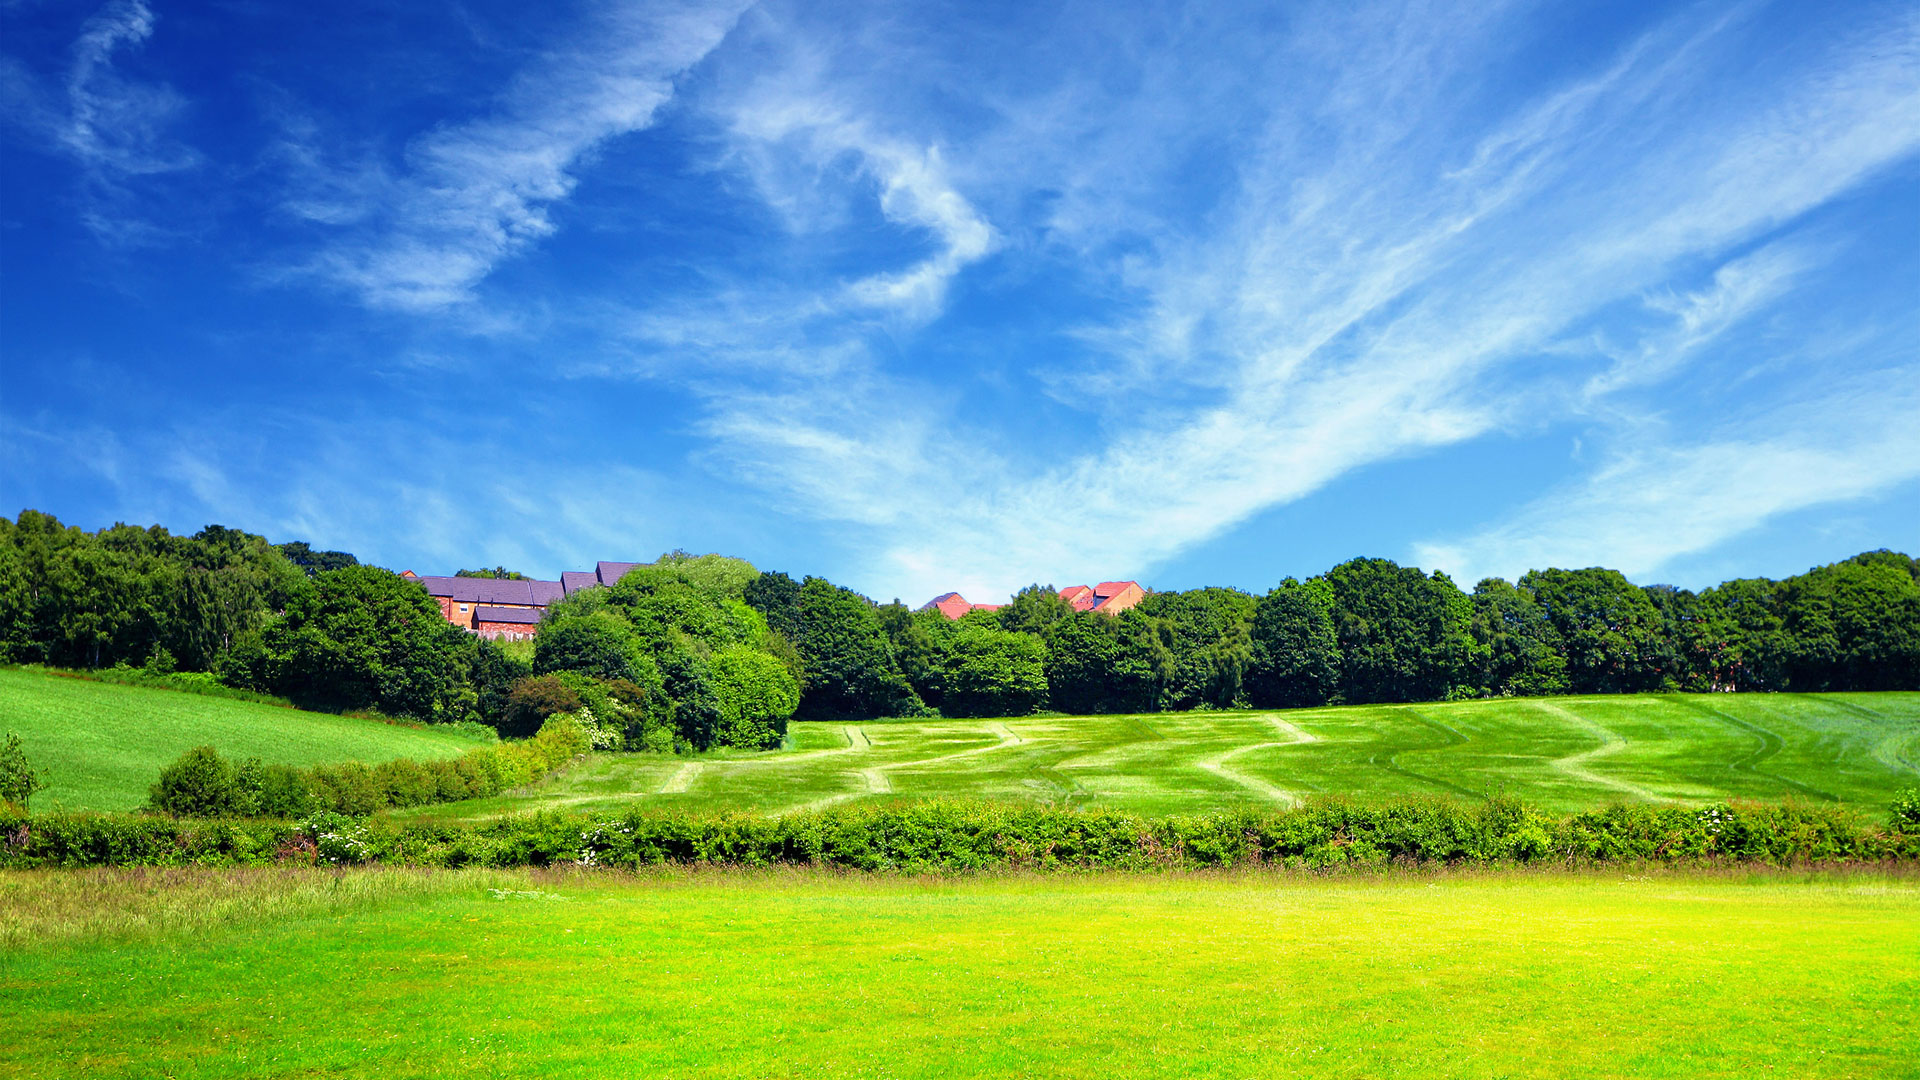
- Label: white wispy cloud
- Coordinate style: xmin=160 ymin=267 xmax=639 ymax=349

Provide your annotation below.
xmin=289 ymin=0 xmax=750 ymax=311
xmin=1411 ymin=376 xmax=1920 ymax=586
xmin=715 ymin=42 xmax=998 ymax=321
xmin=1582 ymin=240 xmax=1818 ymax=399
xmin=651 ymin=0 xmax=1920 ymax=601
xmin=0 ymin=0 xmax=202 ymax=243
xmin=61 ymin=0 xmax=193 ymax=174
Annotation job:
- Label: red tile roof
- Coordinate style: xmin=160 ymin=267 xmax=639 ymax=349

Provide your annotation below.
xmin=1058 ymin=581 xmax=1143 ymax=613
xmin=920 ymin=581 xmax=1143 ymax=620
xmin=920 ymin=592 xmax=976 ymax=619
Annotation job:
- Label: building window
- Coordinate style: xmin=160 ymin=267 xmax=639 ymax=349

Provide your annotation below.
xmin=459 ymin=605 xmax=468 ymax=612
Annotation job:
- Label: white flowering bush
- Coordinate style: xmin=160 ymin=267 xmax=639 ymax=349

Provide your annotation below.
xmin=577 ymin=820 xmax=638 ymax=867
xmin=1892 ymin=788 xmax=1920 ymax=831
xmin=571 ymin=707 xmax=623 ymax=752
xmin=1697 ymin=805 xmax=1728 ymax=838
xmin=305 ymin=811 xmax=373 ymax=865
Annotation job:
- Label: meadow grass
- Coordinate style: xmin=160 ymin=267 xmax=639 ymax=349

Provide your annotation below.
xmin=404 ymin=692 xmax=1920 ymax=822
xmin=0 ymin=667 xmax=490 ymax=812
xmin=1 ymin=865 xmax=1914 ymax=1078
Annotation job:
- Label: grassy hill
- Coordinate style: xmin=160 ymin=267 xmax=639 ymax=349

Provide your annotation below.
xmin=0 ymin=668 xmax=491 ymax=812
xmin=407 ymin=692 xmax=1920 ymax=820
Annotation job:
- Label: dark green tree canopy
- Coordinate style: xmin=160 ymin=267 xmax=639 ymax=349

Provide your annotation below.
xmin=747 ymin=573 xmax=921 ymax=719
xmin=997 ymin=584 xmax=1076 ymax=638
xmin=1469 ymin=578 xmax=1568 ymax=698
xmin=2 ymin=511 xmax=1913 ymax=732
xmin=1 ymin=512 xmax=306 ymax=672
xmin=535 ymin=556 xmax=793 ymax=749
xmin=534 ymin=611 xmax=657 ymax=685
xmin=1320 ymin=558 xmax=1479 ymax=704
xmin=1044 ymin=612 xmax=1167 ymax=715
xmin=1776 ymin=553 xmax=1920 ymax=691
xmin=1248 ymin=577 xmax=1341 ymax=707
xmin=455 ymin=567 xmax=527 ymax=580
xmin=276 ymin=541 xmax=359 ymax=576
xmin=237 ymin=564 xmax=477 ymax=720
xmin=1518 ymin=567 xmax=1669 ymax=694
xmin=941 ymin=624 xmax=1048 ymax=717
xmin=1139 ymin=587 xmax=1259 ymax=709
xmin=1701 ymin=577 xmax=1789 ymax=691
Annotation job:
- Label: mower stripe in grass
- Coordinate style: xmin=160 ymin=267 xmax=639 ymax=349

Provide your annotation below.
xmin=1674 ymin=696 xmax=1840 ymax=802
xmin=1194 ymin=715 xmax=1318 ymax=807
xmin=1533 ymin=701 xmax=1663 ymax=803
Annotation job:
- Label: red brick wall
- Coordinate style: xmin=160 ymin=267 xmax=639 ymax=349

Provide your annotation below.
xmin=434 ymin=596 xmax=472 ymax=627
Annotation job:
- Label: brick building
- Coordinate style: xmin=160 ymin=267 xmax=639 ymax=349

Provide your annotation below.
xmin=1059 ymin=581 xmax=1146 ymax=614
xmin=920 ymin=581 xmax=1144 ymax=620
xmin=410 ymin=560 xmax=640 ymax=640
xmin=921 ymin=593 xmax=1004 ymax=620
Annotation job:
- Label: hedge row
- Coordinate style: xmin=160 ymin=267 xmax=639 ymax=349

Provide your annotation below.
xmin=147 ymin=715 xmax=590 ymax=818
xmin=4 ymin=797 xmax=1916 ymax=871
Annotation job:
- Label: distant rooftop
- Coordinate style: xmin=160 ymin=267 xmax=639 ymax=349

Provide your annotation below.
xmin=474 ymin=606 xmax=541 ymax=625
xmin=597 ymin=561 xmax=640 ymax=586
xmin=417 ymin=558 xmax=641 ymax=617
xmin=921 ymin=580 xmax=1144 ymax=619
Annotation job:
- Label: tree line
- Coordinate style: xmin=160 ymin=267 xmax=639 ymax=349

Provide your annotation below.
xmin=2 ymin=511 xmax=1915 ymax=747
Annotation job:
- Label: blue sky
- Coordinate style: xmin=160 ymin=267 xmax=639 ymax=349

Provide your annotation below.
xmin=2 ymin=0 xmax=1916 ymax=604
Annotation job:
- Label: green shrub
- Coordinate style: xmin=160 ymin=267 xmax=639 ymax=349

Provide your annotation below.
xmin=375 ymin=758 xmax=437 ymax=808
xmin=138 ymin=714 xmax=593 ymax=820
xmin=1893 ymin=788 xmax=1920 ymax=831
xmin=252 ymin=763 xmax=316 ymax=818
xmin=311 ymin=761 xmax=383 ymax=815
xmin=149 ymin=746 xmax=239 ymax=816
xmin=502 ymin=675 xmax=582 ymax=738
xmin=0 ymin=732 xmax=45 ymax=810
xmin=709 ymin=645 xmax=801 ymax=749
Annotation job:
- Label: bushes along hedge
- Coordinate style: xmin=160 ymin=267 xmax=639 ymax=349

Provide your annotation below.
xmin=146 ymin=715 xmax=589 ymax=818
xmin=4 ymin=794 xmax=1916 ymax=871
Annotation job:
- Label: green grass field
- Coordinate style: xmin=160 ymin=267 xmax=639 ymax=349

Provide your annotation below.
xmin=1 ymin=867 xmax=1913 ymax=1078
xmin=408 ymin=692 xmax=1920 ymax=821
xmin=0 ymin=668 xmax=491 ymax=812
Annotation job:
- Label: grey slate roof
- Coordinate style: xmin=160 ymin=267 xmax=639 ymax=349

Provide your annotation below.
xmin=597 ymin=561 xmax=640 ymax=586
xmin=474 ymin=606 xmax=542 ymax=625
xmin=417 ymin=576 xmax=560 ymax=605
xmin=416 ymin=561 xmax=642 ymax=608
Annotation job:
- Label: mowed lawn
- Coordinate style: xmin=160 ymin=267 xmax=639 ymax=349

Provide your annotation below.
xmin=0 ymin=668 xmax=489 ymax=812
xmin=1 ymin=868 xmax=1914 ymax=1078
xmin=410 ymin=692 xmax=1920 ymax=821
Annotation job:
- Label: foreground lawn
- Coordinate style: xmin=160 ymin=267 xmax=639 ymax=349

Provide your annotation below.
xmin=1 ymin=868 xmax=1914 ymax=1078
xmin=0 ymin=667 xmax=489 ymax=812
xmin=410 ymin=691 xmax=1920 ymax=820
